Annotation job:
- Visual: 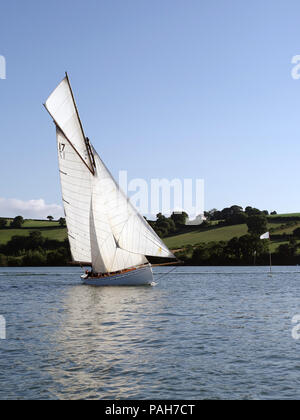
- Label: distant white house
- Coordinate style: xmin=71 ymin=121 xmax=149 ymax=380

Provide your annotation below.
xmin=185 ymin=214 xmax=207 ymax=226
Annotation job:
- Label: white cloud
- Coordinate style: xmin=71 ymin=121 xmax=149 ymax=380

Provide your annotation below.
xmin=0 ymin=197 xmax=63 ymax=220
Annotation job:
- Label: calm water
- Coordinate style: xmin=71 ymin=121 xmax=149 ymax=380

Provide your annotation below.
xmin=1 ymin=266 xmax=300 ymax=400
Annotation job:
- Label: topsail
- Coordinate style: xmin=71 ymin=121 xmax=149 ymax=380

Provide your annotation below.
xmin=45 ymin=75 xmax=94 ymax=174
xmin=45 ymin=75 xmax=175 ymax=274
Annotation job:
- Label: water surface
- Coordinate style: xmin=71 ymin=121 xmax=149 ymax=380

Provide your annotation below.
xmin=1 ymin=266 xmax=300 ymax=399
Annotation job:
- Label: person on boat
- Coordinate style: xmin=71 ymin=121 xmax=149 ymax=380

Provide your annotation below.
xmin=85 ymin=269 xmax=94 ymax=277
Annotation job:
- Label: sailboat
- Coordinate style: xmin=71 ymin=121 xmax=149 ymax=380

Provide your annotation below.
xmin=44 ymin=74 xmax=175 ymax=286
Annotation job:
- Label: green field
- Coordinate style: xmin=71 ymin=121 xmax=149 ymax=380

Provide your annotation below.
xmin=164 ymin=218 xmax=300 ymax=251
xmin=0 ymin=219 xmax=67 ymax=245
xmin=164 ymin=224 xmax=249 ymax=249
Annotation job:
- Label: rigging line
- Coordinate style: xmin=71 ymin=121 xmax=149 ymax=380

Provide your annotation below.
xmin=154 ymin=266 xmax=178 ymax=283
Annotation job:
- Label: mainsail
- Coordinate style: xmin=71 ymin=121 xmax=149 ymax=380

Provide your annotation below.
xmin=56 ymin=128 xmax=92 ymax=263
xmin=45 ymin=75 xmax=175 ymax=274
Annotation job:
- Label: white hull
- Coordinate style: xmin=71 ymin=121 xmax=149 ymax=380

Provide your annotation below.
xmin=81 ymin=264 xmax=154 ymax=286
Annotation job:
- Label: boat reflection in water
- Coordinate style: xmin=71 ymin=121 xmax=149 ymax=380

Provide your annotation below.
xmin=47 ymin=282 xmax=170 ymax=400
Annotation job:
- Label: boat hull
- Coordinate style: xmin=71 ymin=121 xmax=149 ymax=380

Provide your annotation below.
xmin=81 ymin=264 xmax=154 ymax=286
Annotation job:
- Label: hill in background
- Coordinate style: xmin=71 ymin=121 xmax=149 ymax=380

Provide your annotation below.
xmin=164 ymin=214 xmax=300 ymax=252
xmin=1 ymin=211 xmax=300 ymax=266
xmin=1 ymin=213 xmax=300 ymax=251
xmin=0 ymin=219 xmax=67 ymax=245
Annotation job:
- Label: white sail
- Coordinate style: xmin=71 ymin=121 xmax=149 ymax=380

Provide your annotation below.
xmin=89 ymin=195 xmax=109 ymax=273
xmin=56 ymin=128 xmax=92 ymax=263
xmin=45 ymin=76 xmax=94 ymax=173
xmin=47 ymin=75 xmax=175 ymax=276
xmin=90 ymin=154 xmax=147 ymax=273
xmin=92 ymin=150 xmax=175 ymax=259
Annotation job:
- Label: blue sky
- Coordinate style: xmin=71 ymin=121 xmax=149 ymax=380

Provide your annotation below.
xmin=1 ymin=0 xmax=300 ymax=218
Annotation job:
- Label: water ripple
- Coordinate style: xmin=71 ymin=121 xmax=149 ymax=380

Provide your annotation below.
xmin=1 ymin=266 xmax=300 ymax=399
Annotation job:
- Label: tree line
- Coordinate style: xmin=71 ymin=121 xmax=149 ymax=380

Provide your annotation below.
xmin=148 ymin=212 xmax=189 ymax=237
xmin=0 ymin=230 xmax=71 ymax=267
xmin=204 ymin=205 xmax=277 ymax=224
xmin=175 ymin=235 xmax=300 ymax=266
xmin=147 ymin=206 xmax=279 ymax=238
xmin=0 ymin=216 xmax=68 ymax=266
xmin=0 ymin=216 xmax=66 ymax=229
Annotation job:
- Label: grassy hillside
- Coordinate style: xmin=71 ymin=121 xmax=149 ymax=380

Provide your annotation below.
xmin=0 ymin=219 xmax=67 ymax=245
xmin=163 ymin=224 xmax=249 ymax=248
xmin=163 ymin=217 xmax=300 ymax=251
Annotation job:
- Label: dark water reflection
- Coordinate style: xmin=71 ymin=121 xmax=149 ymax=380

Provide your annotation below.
xmin=1 ymin=266 xmax=300 ymax=399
